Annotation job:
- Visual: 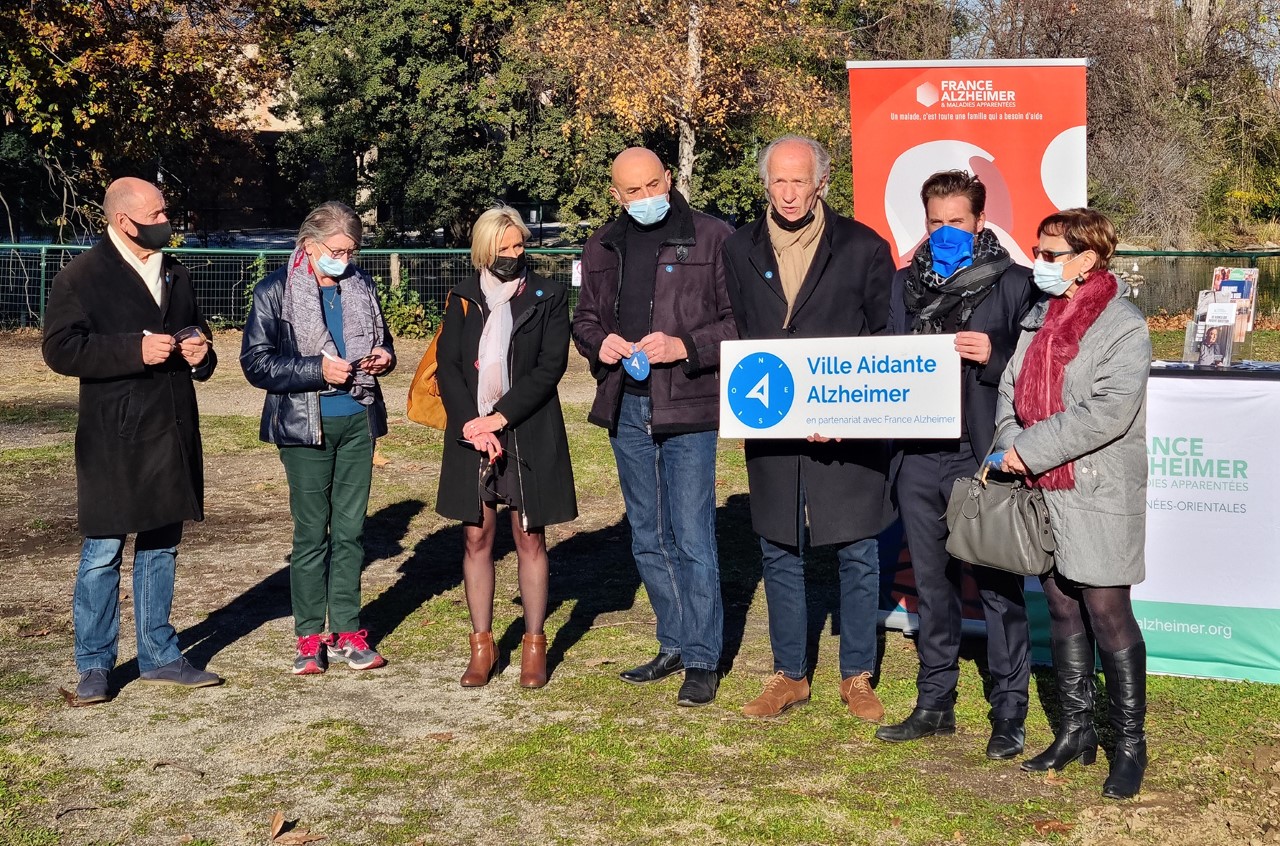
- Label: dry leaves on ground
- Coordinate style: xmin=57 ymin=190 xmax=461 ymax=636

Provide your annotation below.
xmin=269 ymin=809 xmax=327 ymax=844
xmin=1033 ymin=819 xmax=1076 ymax=835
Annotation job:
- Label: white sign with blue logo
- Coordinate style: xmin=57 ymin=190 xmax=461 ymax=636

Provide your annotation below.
xmin=719 ymin=335 xmax=962 ymax=439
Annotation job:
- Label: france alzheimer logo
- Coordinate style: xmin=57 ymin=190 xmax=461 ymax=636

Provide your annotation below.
xmin=728 ymin=352 xmax=795 ymax=429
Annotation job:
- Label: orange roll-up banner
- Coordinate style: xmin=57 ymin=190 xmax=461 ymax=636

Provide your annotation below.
xmin=847 ymin=59 xmax=1087 ymax=268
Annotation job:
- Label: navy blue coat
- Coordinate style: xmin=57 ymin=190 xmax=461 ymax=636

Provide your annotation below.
xmin=889 ymin=260 xmax=1038 ymax=463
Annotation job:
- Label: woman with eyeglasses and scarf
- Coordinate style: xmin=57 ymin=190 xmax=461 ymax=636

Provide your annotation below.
xmin=241 ymin=201 xmax=395 ymax=676
xmin=435 ymin=206 xmax=577 ymax=690
xmin=994 ymin=208 xmax=1152 ymax=800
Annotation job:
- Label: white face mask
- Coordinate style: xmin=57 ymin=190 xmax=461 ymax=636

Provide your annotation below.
xmin=1033 ymin=258 xmax=1073 ymax=296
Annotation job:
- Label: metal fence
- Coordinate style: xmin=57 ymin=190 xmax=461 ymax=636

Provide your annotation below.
xmin=3 ymin=244 xmax=1278 ymax=330
xmin=0 ymin=246 xmax=584 ymax=330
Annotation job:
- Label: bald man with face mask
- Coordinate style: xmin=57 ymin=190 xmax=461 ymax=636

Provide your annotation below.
xmin=571 ymin=148 xmax=737 ymax=707
xmin=43 ymin=177 xmax=221 ymax=704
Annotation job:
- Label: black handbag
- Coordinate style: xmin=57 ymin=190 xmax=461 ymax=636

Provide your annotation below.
xmin=944 ymin=460 xmax=1056 ymax=577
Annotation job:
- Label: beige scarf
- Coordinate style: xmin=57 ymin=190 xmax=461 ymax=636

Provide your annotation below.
xmin=476 ymin=268 xmax=522 ymax=416
xmin=766 ymin=202 xmax=825 ymax=328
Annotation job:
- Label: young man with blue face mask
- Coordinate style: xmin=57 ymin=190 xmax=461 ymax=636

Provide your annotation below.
xmin=879 ymin=170 xmax=1039 ymax=758
xmin=572 ymin=147 xmax=737 ymax=707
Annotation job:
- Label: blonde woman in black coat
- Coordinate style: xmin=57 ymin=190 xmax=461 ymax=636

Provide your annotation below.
xmin=435 ymin=206 xmax=577 ymax=689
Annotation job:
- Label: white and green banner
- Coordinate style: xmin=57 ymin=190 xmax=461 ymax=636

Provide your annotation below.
xmin=1138 ymin=375 xmax=1280 ymax=683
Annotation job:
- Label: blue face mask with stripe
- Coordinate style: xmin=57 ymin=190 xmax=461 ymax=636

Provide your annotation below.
xmin=928 ymin=225 xmax=975 ymax=278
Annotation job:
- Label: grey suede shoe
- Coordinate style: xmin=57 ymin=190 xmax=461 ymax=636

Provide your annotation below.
xmin=138 ymin=657 xmax=223 ymax=688
xmin=75 ymin=668 xmax=110 ymax=704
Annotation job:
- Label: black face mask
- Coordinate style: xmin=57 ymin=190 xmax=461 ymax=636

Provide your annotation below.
xmin=770 ymin=206 xmax=816 ymax=232
xmin=490 ymin=253 xmax=527 ymax=282
xmin=125 ymin=216 xmax=173 ymax=250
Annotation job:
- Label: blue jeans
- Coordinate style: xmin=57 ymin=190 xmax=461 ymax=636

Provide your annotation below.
xmin=760 ymin=483 xmax=880 ymax=679
xmin=73 ymin=523 xmax=184 ymax=674
xmin=610 ymin=393 xmax=723 ymax=670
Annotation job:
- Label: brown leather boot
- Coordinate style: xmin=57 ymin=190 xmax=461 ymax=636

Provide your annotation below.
xmin=519 ymin=633 xmax=548 ymax=689
xmin=460 ymin=631 xmax=497 ymax=687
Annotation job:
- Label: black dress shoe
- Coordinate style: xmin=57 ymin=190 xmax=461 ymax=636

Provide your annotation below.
xmin=619 ymin=652 xmax=683 ymax=684
xmin=986 ymin=718 xmax=1026 ymax=759
xmin=874 ymin=707 xmax=956 ymax=742
xmin=677 ymin=669 xmax=719 ymax=707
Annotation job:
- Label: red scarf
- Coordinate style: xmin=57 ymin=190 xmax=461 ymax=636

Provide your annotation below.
xmin=1014 ymin=270 xmax=1118 ymax=490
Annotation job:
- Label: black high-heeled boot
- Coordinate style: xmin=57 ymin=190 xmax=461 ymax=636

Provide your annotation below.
xmin=1100 ymin=643 xmax=1147 ymax=799
xmin=1022 ymin=633 xmax=1099 ymax=772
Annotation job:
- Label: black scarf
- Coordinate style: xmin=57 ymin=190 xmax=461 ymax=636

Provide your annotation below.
xmin=903 ymin=228 xmax=1011 ymax=334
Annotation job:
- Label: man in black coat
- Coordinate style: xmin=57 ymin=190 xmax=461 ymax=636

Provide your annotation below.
xmin=722 ymin=135 xmax=895 ymax=721
xmin=43 ymin=177 xmax=222 ymax=704
xmin=875 ymin=170 xmax=1038 ymax=758
xmin=572 ymin=147 xmax=737 ymax=707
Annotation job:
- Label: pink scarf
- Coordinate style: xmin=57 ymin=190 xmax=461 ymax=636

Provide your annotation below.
xmin=1014 ymin=270 xmax=1118 ymax=490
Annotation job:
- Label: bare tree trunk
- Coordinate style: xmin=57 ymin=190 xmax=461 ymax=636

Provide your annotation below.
xmin=356 ymin=145 xmax=378 ymax=230
xmin=1186 ymin=0 xmax=1211 ymax=52
xmin=677 ymin=0 xmax=702 ymax=199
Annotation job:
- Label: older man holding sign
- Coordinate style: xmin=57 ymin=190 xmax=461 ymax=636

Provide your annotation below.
xmin=722 ymin=136 xmax=960 ymax=721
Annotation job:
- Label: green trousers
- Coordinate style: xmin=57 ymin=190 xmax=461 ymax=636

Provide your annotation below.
xmin=279 ymin=411 xmax=373 ymax=636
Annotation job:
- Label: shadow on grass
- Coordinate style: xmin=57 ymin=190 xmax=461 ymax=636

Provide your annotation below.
xmin=110 ymin=498 xmax=432 ymax=686
xmin=132 ymin=493 xmax=885 ymax=689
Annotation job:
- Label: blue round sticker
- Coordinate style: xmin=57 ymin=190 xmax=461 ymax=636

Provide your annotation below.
xmin=623 ymin=349 xmax=651 ymax=381
xmin=727 ymin=352 xmax=794 ymax=429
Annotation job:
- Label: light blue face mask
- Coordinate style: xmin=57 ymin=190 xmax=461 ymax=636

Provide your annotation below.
xmin=316 ymin=254 xmax=349 ymax=278
xmin=627 ymin=193 xmax=671 ymax=227
xmin=1033 ymin=258 xmax=1073 ymax=296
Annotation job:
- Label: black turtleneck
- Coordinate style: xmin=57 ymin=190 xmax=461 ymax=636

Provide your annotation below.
xmin=619 ymin=209 xmax=677 ymax=395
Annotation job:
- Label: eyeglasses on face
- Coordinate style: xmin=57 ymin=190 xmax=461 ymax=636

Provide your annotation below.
xmin=1031 ymin=246 xmax=1076 ymax=263
xmin=321 ymin=242 xmax=359 ymax=260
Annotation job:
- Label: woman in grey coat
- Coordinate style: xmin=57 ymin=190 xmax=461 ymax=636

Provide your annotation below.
xmin=994 ymin=208 xmax=1151 ymax=800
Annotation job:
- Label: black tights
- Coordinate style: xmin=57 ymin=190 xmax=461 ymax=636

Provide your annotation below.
xmin=1041 ymin=572 xmax=1143 ymax=654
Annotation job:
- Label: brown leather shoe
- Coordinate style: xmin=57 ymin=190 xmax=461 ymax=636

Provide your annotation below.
xmin=519 ymin=633 xmax=548 ymax=689
xmin=460 ymin=631 xmax=497 ymax=687
xmin=742 ymin=671 xmax=810 ymax=717
xmin=840 ymin=671 xmax=885 ymax=722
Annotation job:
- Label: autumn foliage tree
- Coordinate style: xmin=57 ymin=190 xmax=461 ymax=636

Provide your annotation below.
xmin=959 ymin=0 xmax=1280 ymax=245
xmin=0 ymin=0 xmax=281 ymax=238
xmin=529 ymin=0 xmax=838 ymax=201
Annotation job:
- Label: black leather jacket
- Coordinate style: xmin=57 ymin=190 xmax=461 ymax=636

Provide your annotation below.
xmin=240 ymin=265 xmax=395 ymax=446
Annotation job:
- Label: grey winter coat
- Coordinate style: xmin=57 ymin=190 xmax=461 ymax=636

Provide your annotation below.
xmin=994 ymin=283 xmax=1151 ymax=587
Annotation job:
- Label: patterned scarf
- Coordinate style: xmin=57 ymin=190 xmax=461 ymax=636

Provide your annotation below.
xmin=476 ymin=268 xmax=522 ymax=416
xmin=1014 ymin=270 xmax=1119 ymax=490
xmin=904 ymin=228 xmax=1010 ymax=334
xmin=281 ymin=246 xmax=381 ymax=405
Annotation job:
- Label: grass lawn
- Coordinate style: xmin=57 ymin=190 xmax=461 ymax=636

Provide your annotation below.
xmin=0 ymin=333 xmax=1278 ymax=845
